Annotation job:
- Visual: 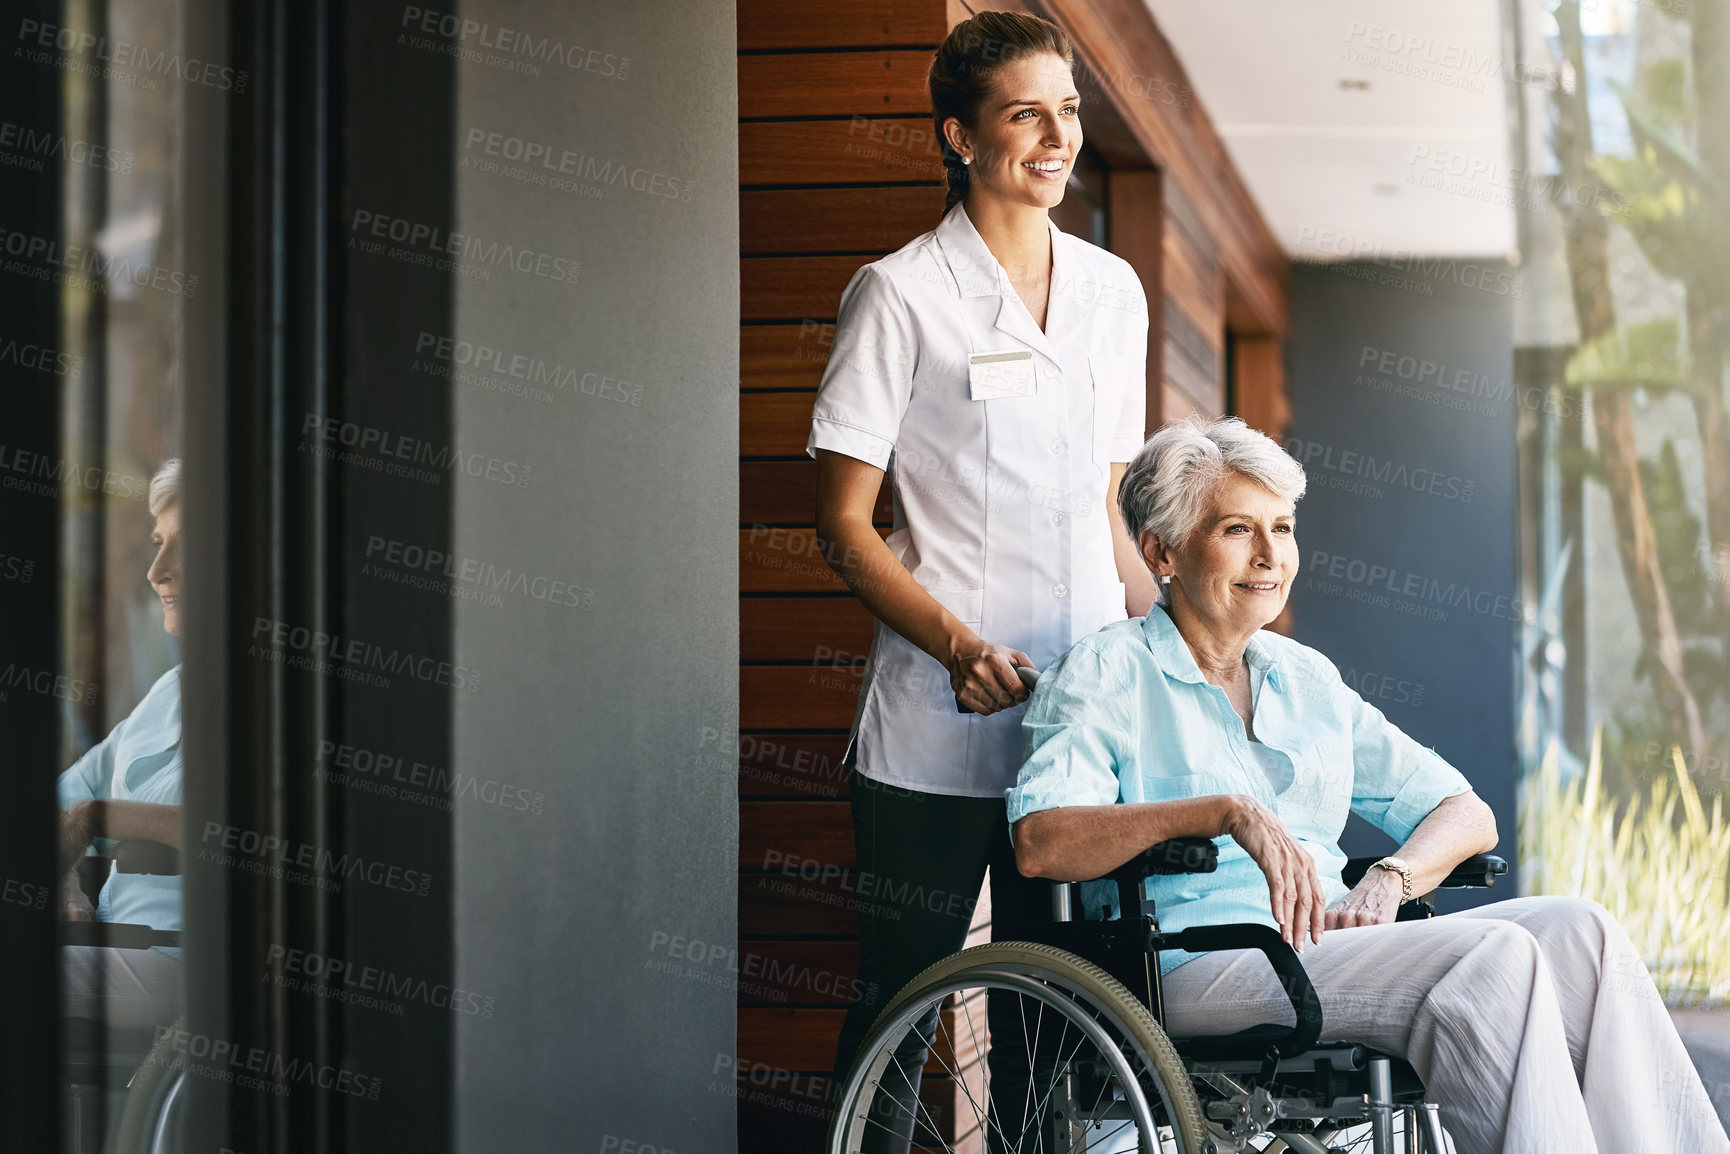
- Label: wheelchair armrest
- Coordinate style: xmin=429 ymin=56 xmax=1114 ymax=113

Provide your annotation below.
xmin=1094 ymin=838 xmax=1219 ymax=924
xmin=1132 ymin=837 xmax=1220 ymax=876
xmin=61 ymin=921 xmax=181 ymax=949
xmin=107 ymin=839 xmax=182 ymax=876
xmin=1340 ymin=853 xmax=1507 ymax=891
xmin=1155 ymin=922 xmax=1324 ymax=1061
xmin=1437 ymin=854 xmax=1508 ymax=889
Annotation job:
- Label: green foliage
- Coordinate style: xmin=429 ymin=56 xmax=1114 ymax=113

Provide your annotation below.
xmin=1638 ymin=57 xmax=1688 ymax=122
xmin=1591 ymin=77 xmax=1730 ymax=305
xmin=1520 ymin=730 xmax=1730 ymax=1006
xmin=1563 ymin=318 xmax=1690 ymax=394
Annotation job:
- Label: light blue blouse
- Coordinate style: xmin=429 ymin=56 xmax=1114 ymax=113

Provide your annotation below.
xmin=1006 ymin=605 xmax=1472 ymax=975
xmin=57 ymin=665 xmax=182 ymax=958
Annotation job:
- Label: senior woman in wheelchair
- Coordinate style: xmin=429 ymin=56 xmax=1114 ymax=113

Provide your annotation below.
xmin=1006 ymin=416 xmax=1727 ymax=1154
xmin=56 ymin=458 xmax=184 ymax=1031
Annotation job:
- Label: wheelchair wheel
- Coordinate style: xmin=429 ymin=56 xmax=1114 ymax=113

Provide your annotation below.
xmin=827 ymin=941 xmax=1207 ymax=1154
xmin=112 ymin=1022 xmax=187 ymax=1154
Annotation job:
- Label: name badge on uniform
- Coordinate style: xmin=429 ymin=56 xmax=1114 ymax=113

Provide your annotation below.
xmin=968 ymin=349 xmax=1037 ymax=401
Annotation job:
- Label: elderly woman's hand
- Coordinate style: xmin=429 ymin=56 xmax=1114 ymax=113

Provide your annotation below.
xmin=1324 ymin=869 xmax=1404 ymax=929
xmin=946 ymin=637 xmax=1035 ymax=716
xmin=60 ymin=868 xmax=95 ymax=922
xmin=1221 ymin=795 xmax=1328 ymax=951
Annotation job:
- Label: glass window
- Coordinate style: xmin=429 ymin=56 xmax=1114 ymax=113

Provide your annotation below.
xmin=30 ymin=1 xmax=195 ymax=1146
xmin=1514 ymin=0 xmax=1730 ymax=1005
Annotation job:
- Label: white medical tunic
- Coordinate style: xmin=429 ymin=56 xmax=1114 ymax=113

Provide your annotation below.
xmin=805 ymin=202 xmax=1149 ymax=797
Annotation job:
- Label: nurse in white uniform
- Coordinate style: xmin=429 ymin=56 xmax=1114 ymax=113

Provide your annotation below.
xmin=809 ymin=13 xmax=1155 ymax=1148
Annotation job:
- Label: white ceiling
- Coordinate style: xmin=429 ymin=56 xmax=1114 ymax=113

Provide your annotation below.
xmin=1142 ymin=0 xmax=1520 ymax=261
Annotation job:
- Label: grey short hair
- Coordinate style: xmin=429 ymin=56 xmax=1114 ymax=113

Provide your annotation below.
xmin=148 ymin=457 xmax=181 ymax=517
xmin=1118 ymin=415 xmax=1307 ymax=555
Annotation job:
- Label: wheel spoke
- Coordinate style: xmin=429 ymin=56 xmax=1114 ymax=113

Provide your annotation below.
xmin=830 ymin=946 xmax=1200 ymax=1154
xmin=955 ymin=983 xmax=1012 ymax=1150
xmin=1066 ymin=1114 xmax=1136 ymax=1154
xmin=1065 ymin=1055 xmax=1139 ymax=1154
xmin=1018 ymin=1020 xmax=1091 ymax=1151
xmin=929 ymin=994 xmax=1018 ymax=1152
xmin=916 ymin=992 xmax=1062 ymax=1154
xmin=871 ymin=1036 xmax=962 ymax=1153
xmin=1072 ymin=1008 xmax=1139 ymax=1132
xmin=1017 ymin=995 xmax=1047 ymax=1152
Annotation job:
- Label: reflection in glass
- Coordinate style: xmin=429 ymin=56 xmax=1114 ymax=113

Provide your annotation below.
xmin=59 ymin=463 xmax=184 ymax=1152
xmin=48 ymin=3 xmax=191 ymax=1148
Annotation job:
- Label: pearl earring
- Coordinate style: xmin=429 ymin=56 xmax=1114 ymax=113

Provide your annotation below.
xmin=962 ymin=156 xmax=972 ymax=165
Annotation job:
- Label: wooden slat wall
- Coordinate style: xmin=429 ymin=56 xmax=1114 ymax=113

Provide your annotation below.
xmin=1232 ymin=334 xmax=1290 ymax=440
xmin=1106 ymin=169 xmax=1165 ymax=427
xmin=1161 ymin=177 xmax=1225 ymax=418
xmin=737 ymin=3 xmax=949 ymax=1150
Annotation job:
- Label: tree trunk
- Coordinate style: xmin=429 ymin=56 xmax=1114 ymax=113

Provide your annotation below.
xmin=1593 ymin=392 xmax=1709 ymax=757
xmin=1554 ymin=1 xmax=1708 ymax=759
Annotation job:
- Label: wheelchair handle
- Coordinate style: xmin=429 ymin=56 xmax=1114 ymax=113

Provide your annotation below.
xmin=954 ymin=664 xmax=1040 ymax=714
xmin=1160 ymin=922 xmax=1326 ymax=1061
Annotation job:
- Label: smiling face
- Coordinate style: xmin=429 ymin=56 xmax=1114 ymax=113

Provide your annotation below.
xmin=941 ymin=50 xmax=1081 ymax=216
xmin=1141 ymin=472 xmax=1297 ymax=636
xmin=147 ymin=503 xmax=181 ymax=637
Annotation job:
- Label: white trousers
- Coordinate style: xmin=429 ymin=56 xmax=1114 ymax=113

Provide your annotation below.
xmin=62 ymin=945 xmax=182 ymax=1030
xmin=1159 ymin=895 xmax=1728 ymax=1154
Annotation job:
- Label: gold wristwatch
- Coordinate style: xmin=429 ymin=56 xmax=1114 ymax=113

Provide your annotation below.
xmin=1368 ymin=856 xmax=1414 ymax=903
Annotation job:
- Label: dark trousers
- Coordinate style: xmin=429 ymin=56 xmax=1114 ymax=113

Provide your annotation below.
xmin=830 ymin=767 xmax=1050 ymax=1153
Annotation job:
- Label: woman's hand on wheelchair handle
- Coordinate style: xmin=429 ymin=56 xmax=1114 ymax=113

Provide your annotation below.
xmin=947 ymin=638 xmax=1034 ymax=715
xmin=1324 ymin=869 xmax=1403 ymax=929
xmin=1221 ymin=795 xmax=1327 ymax=952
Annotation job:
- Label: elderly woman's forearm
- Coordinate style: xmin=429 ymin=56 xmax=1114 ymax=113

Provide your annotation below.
xmin=1013 ymin=796 xmax=1239 ymax=880
xmin=1393 ymin=791 xmax=1498 ymax=896
xmin=93 ymin=800 xmax=182 ymax=849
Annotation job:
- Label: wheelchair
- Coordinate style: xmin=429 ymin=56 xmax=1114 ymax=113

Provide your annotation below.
xmin=827 ymin=833 xmax=1508 ymax=1154
xmin=62 ymin=839 xmax=188 ymax=1154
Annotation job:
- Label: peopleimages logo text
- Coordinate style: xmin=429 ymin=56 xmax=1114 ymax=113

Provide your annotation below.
xmin=200 ymin=821 xmax=433 ymax=897
xmin=16 ymin=19 xmax=250 ymax=92
xmin=348 ymin=210 xmax=580 ymax=285
xmin=399 ymin=6 xmax=630 ymax=77
xmin=250 ymin=616 xmax=484 ymax=692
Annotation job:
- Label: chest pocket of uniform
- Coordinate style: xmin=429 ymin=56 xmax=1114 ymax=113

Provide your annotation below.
xmin=1089 ymin=354 xmax=1136 ymax=469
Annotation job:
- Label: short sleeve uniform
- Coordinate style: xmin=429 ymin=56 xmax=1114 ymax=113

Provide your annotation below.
xmin=806 ymin=203 xmax=1150 ymax=797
